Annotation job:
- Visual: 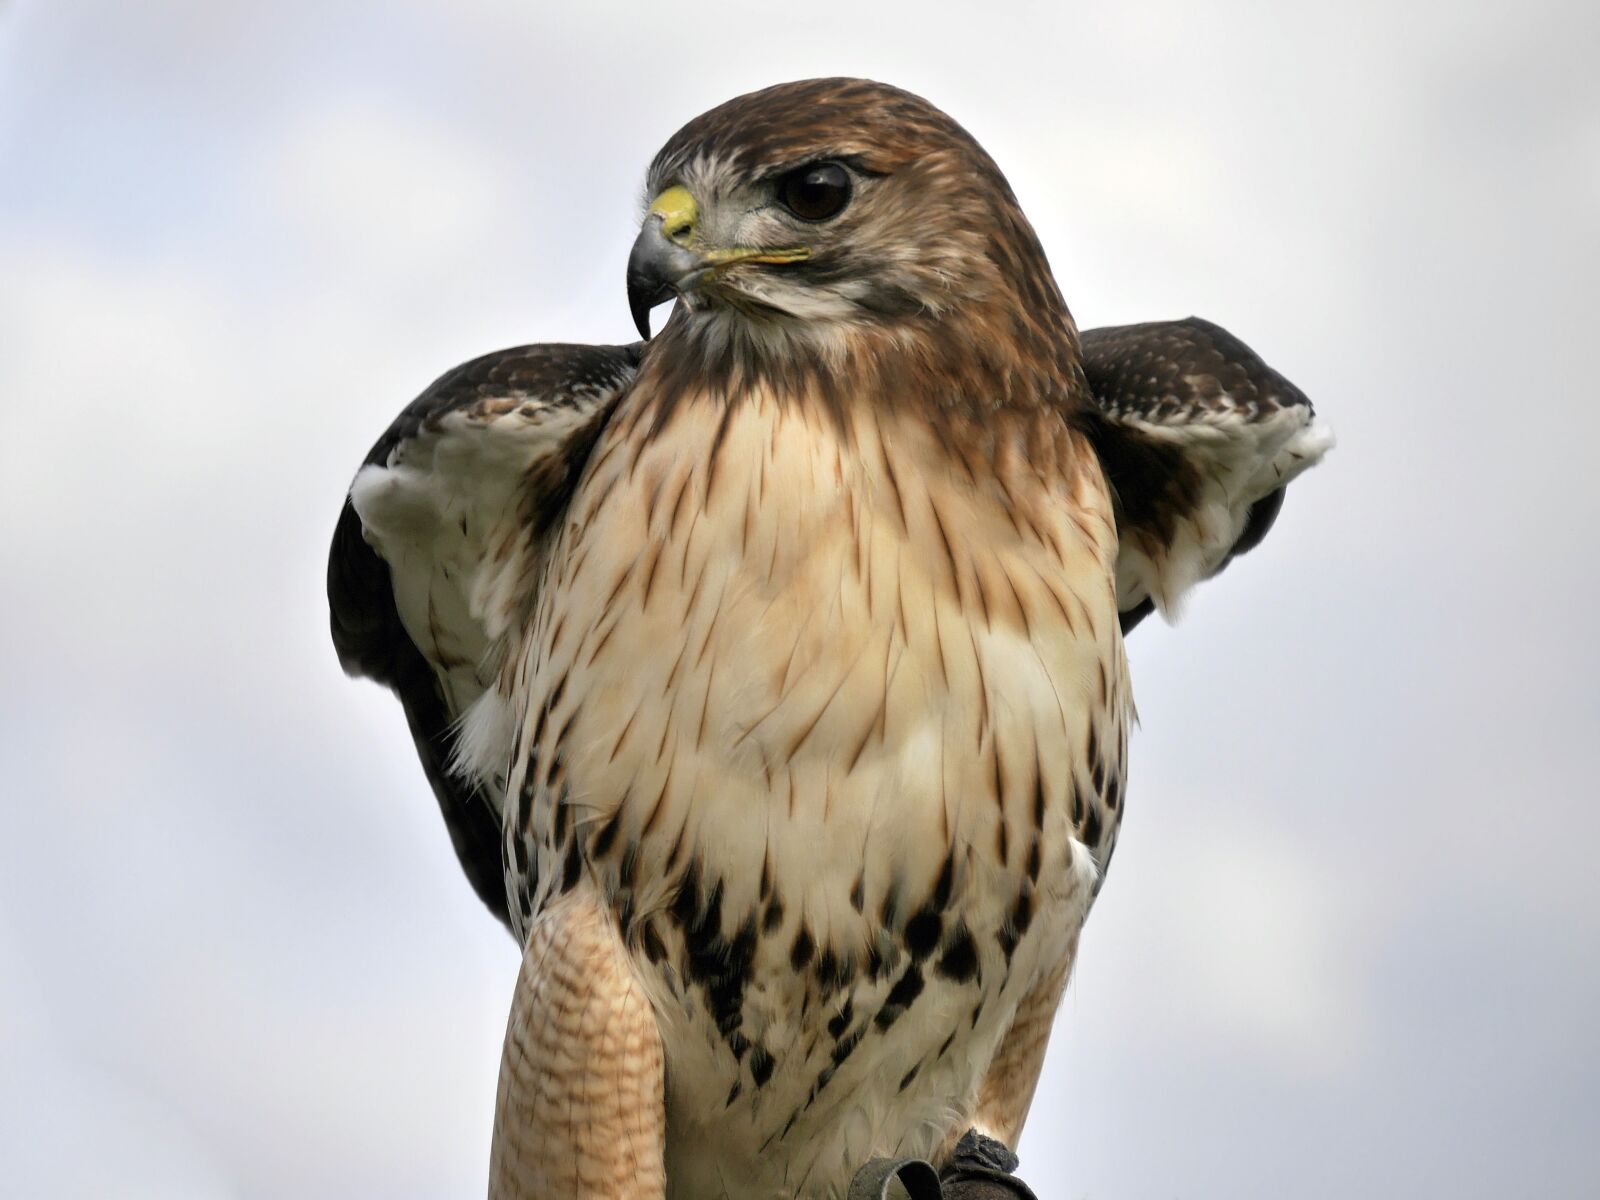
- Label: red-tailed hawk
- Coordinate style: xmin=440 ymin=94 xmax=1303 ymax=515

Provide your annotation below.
xmin=328 ymin=78 xmax=1331 ymax=1200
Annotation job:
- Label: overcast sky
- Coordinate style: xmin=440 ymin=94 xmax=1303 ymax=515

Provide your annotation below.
xmin=1 ymin=1 xmax=1596 ymax=1197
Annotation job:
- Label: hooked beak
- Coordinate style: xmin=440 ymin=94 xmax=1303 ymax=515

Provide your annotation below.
xmin=626 ymin=185 xmax=811 ymax=339
xmin=627 ymin=188 xmax=703 ymax=340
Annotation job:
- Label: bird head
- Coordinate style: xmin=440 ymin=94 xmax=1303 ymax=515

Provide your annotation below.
xmin=627 ymin=78 xmax=1073 ymax=358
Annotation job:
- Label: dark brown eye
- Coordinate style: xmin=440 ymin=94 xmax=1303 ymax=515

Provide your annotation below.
xmin=776 ymin=161 xmax=852 ymax=222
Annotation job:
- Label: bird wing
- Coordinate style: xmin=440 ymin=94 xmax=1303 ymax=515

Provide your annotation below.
xmin=1076 ymin=317 xmax=1333 ymax=634
xmin=328 ymin=341 xmax=642 ymax=929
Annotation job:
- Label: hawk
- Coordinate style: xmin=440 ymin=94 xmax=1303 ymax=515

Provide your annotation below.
xmin=328 ymin=78 xmax=1331 ymax=1200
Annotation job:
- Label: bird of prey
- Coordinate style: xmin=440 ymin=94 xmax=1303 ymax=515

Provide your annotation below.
xmin=328 ymin=78 xmax=1331 ymax=1200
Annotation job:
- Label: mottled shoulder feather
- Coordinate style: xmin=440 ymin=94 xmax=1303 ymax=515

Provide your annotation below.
xmin=328 ymin=341 xmax=643 ymax=929
xmin=1075 ymin=318 xmax=1332 ymax=633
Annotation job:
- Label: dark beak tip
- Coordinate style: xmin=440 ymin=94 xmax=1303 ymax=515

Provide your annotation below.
xmin=629 ymin=293 xmax=655 ymax=341
xmin=628 ymin=217 xmax=695 ymax=343
xmin=627 ymin=263 xmax=672 ymax=341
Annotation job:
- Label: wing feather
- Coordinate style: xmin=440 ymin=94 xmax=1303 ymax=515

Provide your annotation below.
xmin=1077 ymin=317 xmax=1333 ymax=634
xmin=328 ymin=341 xmax=643 ymax=929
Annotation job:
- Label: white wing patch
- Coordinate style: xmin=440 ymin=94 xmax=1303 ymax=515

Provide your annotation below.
xmin=349 ymin=400 xmax=600 ymax=798
xmin=1115 ymin=403 xmax=1334 ymax=619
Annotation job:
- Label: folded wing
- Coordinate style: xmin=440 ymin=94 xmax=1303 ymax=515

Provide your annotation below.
xmin=328 ymin=342 xmax=642 ymax=929
xmin=1076 ymin=318 xmax=1333 ymax=634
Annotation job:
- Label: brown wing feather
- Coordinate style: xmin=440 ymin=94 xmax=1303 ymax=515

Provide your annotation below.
xmin=328 ymin=342 xmax=643 ymax=930
xmin=1076 ymin=317 xmax=1331 ymax=633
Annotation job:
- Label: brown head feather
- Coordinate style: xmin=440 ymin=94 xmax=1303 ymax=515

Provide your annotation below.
xmin=639 ymin=78 xmax=1090 ymax=441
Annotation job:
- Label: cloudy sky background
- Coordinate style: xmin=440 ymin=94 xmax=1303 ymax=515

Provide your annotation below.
xmin=2 ymin=0 xmax=1596 ymax=1196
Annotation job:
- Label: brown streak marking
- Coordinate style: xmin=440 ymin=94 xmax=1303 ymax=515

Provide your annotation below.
xmin=529 ymin=695 xmax=553 ymax=756
xmin=664 ymin=818 xmax=687 ymax=873
xmin=845 ymin=630 xmax=894 ymax=774
xmin=1008 ymin=489 xmax=1045 ymax=556
xmin=644 ymin=464 xmax=670 ymax=519
xmin=864 ymin=508 xmax=876 ymax=611
xmin=968 ymin=624 xmax=991 ymax=750
xmin=696 ymin=657 xmax=717 ymax=750
xmin=894 ymin=555 xmax=910 ymax=641
xmin=692 ymin=578 xmax=728 ymax=670
xmin=734 ymin=692 xmax=788 ymax=753
xmin=774 ymin=609 xmax=814 ymax=697
xmin=783 ymin=666 xmax=855 ymax=764
xmin=703 ymin=400 xmax=740 ymax=511
xmin=992 ymin=472 xmax=1027 ymax=540
xmin=585 ymin=427 xmax=627 ymax=477
xmin=606 ymin=705 xmax=640 ymax=764
xmin=585 ymin=619 xmax=619 ymax=669
xmin=1069 ymin=510 xmax=1098 ymax=547
xmin=927 ymin=417 xmax=978 ymax=487
xmin=927 ymin=497 xmax=963 ymax=604
xmin=610 ymin=386 xmax=644 ymax=442
xmin=641 ymin=762 xmax=674 ymax=838
xmin=681 ymin=550 xmax=712 ymax=621
xmin=666 ymin=468 xmax=694 ymax=539
xmin=972 ymin=561 xmax=994 ymax=631
xmin=1041 ymin=519 xmax=1070 ymax=564
xmin=993 ymin=744 xmax=1010 ymax=865
xmin=622 ymin=417 xmax=651 ymax=484
xmin=1000 ymin=562 xmax=1034 ymax=640
xmin=1017 ymin=505 xmax=1050 ymax=547
xmin=574 ymin=473 xmax=621 ymax=539
xmin=564 ymin=540 xmax=592 ymax=587
xmin=844 ymin=688 xmax=878 ymax=775
xmin=662 ymin=639 xmax=690 ymax=699
xmin=765 ymin=519 xmax=782 ymax=586
xmin=554 ymin=706 xmax=579 ymax=755
xmin=881 ymin=444 xmax=909 ymax=533
xmin=876 ymin=635 xmax=898 ymax=745
xmin=1033 ymin=565 xmax=1078 ymax=635
xmin=655 ymin=710 xmax=675 ymax=764
xmin=640 ymin=540 xmax=666 ymax=612
xmin=931 ymin=603 xmax=951 ymax=690
xmin=993 ymin=737 xmax=1007 ymax=814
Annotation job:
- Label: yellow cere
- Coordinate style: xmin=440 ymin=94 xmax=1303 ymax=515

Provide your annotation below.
xmin=648 ymin=186 xmax=698 ymax=244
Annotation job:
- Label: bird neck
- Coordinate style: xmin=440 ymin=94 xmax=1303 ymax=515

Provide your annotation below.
xmin=645 ymin=299 xmax=1087 ymax=424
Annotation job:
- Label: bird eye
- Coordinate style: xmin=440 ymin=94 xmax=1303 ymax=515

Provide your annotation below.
xmin=776 ymin=161 xmax=852 ymax=222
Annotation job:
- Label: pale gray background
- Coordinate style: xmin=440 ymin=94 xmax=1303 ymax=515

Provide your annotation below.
xmin=2 ymin=1 xmax=1596 ymax=1196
